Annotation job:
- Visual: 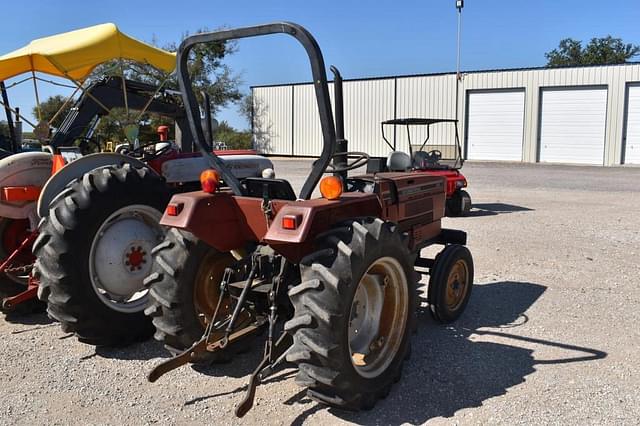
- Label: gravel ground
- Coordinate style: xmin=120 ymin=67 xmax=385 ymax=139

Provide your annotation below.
xmin=1 ymin=159 xmax=639 ymax=425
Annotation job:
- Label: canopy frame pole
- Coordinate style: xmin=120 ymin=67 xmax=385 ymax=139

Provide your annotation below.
xmin=134 ymin=76 xmax=170 ymax=122
xmin=0 ymin=81 xmax=18 ymax=152
xmin=35 ymin=76 xmax=77 ymax=89
xmin=45 ymin=56 xmax=113 ymax=115
xmin=0 ymin=98 xmax=38 ymax=128
xmin=47 ymin=84 xmax=82 ymax=128
xmin=4 ymin=76 xmax=33 ymax=90
xmin=31 ymin=71 xmax=42 ymax=121
xmin=120 ymin=60 xmax=130 ymax=119
xmin=64 ymin=76 xmax=111 ymax=114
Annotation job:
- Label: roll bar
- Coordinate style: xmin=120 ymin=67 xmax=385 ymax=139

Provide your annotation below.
xmin=176 ymin=22 xmax=336 ymax=199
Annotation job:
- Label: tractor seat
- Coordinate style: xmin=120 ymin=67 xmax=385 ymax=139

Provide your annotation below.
xmin=413 ymin=151 xmax=434 ymax=170
xmin=386 ymin=151 xmax=412 ymax=172
xmin=242 ymin=177 xmax=297 ymax=201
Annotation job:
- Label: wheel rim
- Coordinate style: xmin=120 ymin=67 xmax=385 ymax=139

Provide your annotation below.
xmin=193 ymin=251 xmax=234 ymax=327
xmin=445 ymin=259 xmax=469 ymax=311
xmin=89 ymin=204 xmax=163 ymax=313
xmin=348 ymin=256 xmax=409 ymax=379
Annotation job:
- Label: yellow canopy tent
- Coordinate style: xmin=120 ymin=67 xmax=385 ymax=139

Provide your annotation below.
xmin=0 ymin=23 xmax=176 ymax=137
xmin=0 ymin=23 xmax=176 ymax=82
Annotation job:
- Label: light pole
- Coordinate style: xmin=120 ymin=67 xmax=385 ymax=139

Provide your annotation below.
xmin=455 ymin=0 xmax=464 ymax=122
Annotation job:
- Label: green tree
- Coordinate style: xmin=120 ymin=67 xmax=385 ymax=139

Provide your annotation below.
xmin=213 ymin=120 xmax=252 ymax=150
xmin=42 ymin=28 xmax=243 ymax=147
xmin=546 ymin=36 xmax=640 ymax=67
xmin=92 ymin=28 xmax=242 ymax=116
xmin=32 ymin=94 xmax=71 ymax=129
xmin=0 ymin=121 xmax=13 ymax=151
xmin=0 ymin=121 xmax=8 ymax=138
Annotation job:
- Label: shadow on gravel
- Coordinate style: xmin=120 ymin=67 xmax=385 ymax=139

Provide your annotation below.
xmin=189 ymin=334 xmax=273 ymax=379
xmin=2 ymin=311 xmax=54 ymax=328
xmin=183 ymin=370 xmax=297 ymax=406
xmin=288 ymin=281 xmax=607 ymax=425
xmin=467 ymin=203 xmax=533 ymax=217
xmin=94 ymin=339 xmax=169 ymax=361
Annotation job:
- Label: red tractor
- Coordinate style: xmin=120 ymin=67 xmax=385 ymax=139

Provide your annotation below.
xmin=0 ymin=76 xmax=272 ymax=349
xmin=146 ymin=23 xmax=474 ymax=417
xmin=378 ymin=118 xmax=472 ymax=216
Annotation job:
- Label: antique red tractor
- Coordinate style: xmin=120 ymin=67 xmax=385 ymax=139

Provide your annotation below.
xmin=146 ymin=22 xmax=474 ymax=417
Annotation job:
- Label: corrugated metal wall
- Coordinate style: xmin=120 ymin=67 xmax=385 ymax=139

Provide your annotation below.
xmin=343 ymin=79 xmax=395 ymax=157
xmin=252 ymin=63 xmax=640 ymax=165
xmin=396 ymin=75 xmax=458 ymax=153
xmin=253 ymin=86 xmax=293 ymax=154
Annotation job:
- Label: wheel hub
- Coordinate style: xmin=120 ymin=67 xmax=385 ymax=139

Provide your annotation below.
xmin=446 ymin=259 xmax=469 ymax=310
xmin=193 ymin=251 xmax=235 ymax=327
xmin=348 ymin=257 xmax=409 ymax=379
xmin=89 ymin=205 xmax=163 ymax=313
xmin=124 ymin=245 xmax=147 ymax=271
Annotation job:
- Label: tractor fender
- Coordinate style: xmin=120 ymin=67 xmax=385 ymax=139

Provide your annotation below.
xmin=37 ymin=153 xmax=156 ymax=218
xmin=159 ymin=191 xmax=382 ymax=263
xmin=0 ymin=151 xmax=52 ymax=220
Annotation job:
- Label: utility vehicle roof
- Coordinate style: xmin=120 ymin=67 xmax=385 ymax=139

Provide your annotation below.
xmin=0 ymin=23 xmax=176 ymax=81
xmin=382 ymin=118 xmax=458 ymax=125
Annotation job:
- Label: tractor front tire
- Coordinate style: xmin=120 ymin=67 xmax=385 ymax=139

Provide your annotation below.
xmin=285 ymin=218 xmax=416 ymax=410
xmin=446 ymin=189 xmax=472 ymax=217
xmin=34 ymin=164 xmax=169 ymax=346
xmin=428 ymin=244 xmax=474 ymax=323
xmin=144 ymin=228 xmax=250 ymax=362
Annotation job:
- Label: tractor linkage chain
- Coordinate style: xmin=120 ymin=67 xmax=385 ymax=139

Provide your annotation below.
xmin=147 ymin=250 xmax=295 ymax=417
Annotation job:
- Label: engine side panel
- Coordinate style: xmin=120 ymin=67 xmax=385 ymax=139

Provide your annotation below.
xmin=373 ymin=172 xmax=445 ymax=249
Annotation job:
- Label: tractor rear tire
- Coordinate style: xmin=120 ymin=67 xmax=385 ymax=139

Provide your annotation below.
xmin=285 ymin=218 xmax=416 ymax=410
xmin=144 ymin=228 xmax=251 ymax=362
xmin=428 ymin=244 xmax=474 ymax=323
xmin=34 ymin=164 xmax=169 ymax=346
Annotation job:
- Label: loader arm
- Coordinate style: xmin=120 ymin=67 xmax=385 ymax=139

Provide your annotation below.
xmin=49 ymin=76 xmax=194 ymax=151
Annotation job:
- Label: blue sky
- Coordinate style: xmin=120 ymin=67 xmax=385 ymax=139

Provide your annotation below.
xmin=1 ymin=0 xmax=639 ymax=130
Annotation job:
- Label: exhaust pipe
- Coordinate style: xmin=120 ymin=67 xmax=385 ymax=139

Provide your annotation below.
xmin=330 ymin=65 xmax=347 ymax=184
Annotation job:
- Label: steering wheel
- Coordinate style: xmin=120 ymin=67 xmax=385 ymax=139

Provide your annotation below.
xmin=426 ymin=149 xmax=442 ymax=163
xmin=324 ymin=151 xmax=370 ymax=173
xmin=127 ymin=141 xmax=173 ymax=161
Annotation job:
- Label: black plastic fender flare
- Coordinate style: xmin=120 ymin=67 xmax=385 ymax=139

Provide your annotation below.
xmin=37 ymin=152 xmax=157 ymax=218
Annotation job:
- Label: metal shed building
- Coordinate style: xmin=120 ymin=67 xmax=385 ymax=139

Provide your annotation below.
xmin=251 ymin=62 xmax=640 ymax=166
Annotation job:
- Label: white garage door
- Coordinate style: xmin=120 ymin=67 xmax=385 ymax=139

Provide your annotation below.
xmin=624 ymin=85 xmax=640 ymax=164
xmin=539 ymin=88 xmax=607 ymax=165
xmin=466 ymin=90 xmax=525 ymax=161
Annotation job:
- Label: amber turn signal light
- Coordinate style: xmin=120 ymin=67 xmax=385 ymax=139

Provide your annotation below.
xmin=319 ymin=176 xmax=343 ymax=200
xmin=200 ymin=169 xmax=221 ymax=194
xmin=166 ymin=202 xmax=183 ymax=216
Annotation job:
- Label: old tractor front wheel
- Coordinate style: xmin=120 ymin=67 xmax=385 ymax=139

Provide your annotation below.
xmin=428 ymin=244 xmax=474 ymax=323
xmin=285 ymin=218 xmax=416 ymax=410
xmin=34 ymin=164 xmax=169 ymax=346
xmin=145 ymin=228 xmax=252 ymax=362
xmin=446 ymin=189 xmax=472 ymax=217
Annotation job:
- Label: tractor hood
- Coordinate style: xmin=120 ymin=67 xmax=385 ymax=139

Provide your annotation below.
xmin=161 ymin=154 xmax=274 ymax=183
